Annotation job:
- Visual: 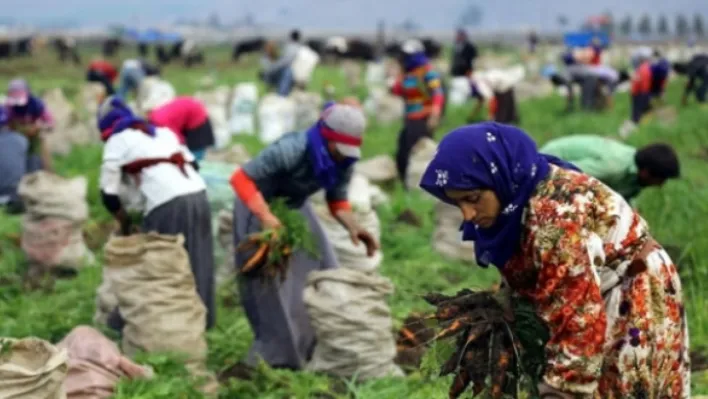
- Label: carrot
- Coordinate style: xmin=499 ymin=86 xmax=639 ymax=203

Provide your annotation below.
xmin=241 ymin=242 xmax=269 ymax=273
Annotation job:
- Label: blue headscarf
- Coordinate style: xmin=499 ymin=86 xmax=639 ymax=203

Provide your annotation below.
xmin=404 ymin=52 xmax=429 ymax=71
xmin=418 ymin=122 xmax=580 ymax=269
xmin=97 ymin=96 xmax=155 ymax=141
xmin=10 ymin=96 xmax=45 ymax=120
xmin=306 ymin=119 xmax=357 ymax=191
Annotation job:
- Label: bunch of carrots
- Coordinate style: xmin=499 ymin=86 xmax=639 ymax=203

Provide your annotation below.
xmin=423 ymin=287 xmax=549 ymax=399
xmin=237 ymin=198 xmax=318 ymax=282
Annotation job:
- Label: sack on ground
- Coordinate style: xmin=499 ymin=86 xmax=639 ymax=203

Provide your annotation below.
xmin=18 ymin=172 xmax=89 ymax=222
xmin=258 ymin=94 xmax=296 ymax=144
xmin=57 ymin=326 xmax=153 ymax=399
xmin=229 ymin=83 xmax=258 ymax=135
xmin=449 ymin=76 xmax=472 ymax=106
xmin=290 ymin=91 xmax=322 ymax=131
xmin=0 ymin=337 xmax=68 ymax=399
xmin=21 ymin=216 xmax=94 ymax=270
xmin=94 ymin=234 xmax=145 ymax=326
xmin=405 ymin=138 xmax=437 ymax=193
xmin=354 ymin=155 xmax=397 ymax=184
xmin=304 ymin=268 xmax=403 ymax=380
xmin=18 ymin=172 xmax=93 ymax=270
xmin=432 ymin=201 xmax=476 ymax=262
xmin=215 ymin=209 xmax=235 ymax=286
xmin=105 ymin=233 xmax=217 ymax=393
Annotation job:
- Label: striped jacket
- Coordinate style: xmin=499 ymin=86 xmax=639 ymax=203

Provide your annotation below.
xmin=390 ymin=65 xmax=444 ymax=120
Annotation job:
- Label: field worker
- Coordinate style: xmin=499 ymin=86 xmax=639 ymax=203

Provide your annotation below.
xmin=673 ymin=53 xmax=708 ymax=105
xmin=145 ymin=96 xmax=215 ymax=162
xmin=629 ymin=47 xmax=655 ymax=124
xmin=116 ymin=58 xmax=161 ymax=100
xmin=97 ymin=96 xmax=216 ymax=330
xmin=259 ymin=32 xmax=301 ymax=96
xmin=0 ymin=107 xmax=30 ymax=214
xmin=648 ymin=52 xmax=671 ymax=102
xmin=86 ymin=57 xmax=118 ymax=95
xmin=228 ymin=102 xmax=379 ymax=369
xmin=450 ymin=28 xmax=478 ymax=78
xmin=389 ymin=39 xmax=444 ymax=189
xmin=419 ymin=122 xmax=689 ymax=399
xmin=5 ymin=78 xmax=55 ymax=172
xmin=467 ymin=65 xmax=523 ymax=125
xmin=540 ymin=134 xmax=680 ymax=202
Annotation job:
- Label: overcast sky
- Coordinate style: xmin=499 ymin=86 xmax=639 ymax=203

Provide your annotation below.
xmin=3 ymin=0 xmax=707 ymax=30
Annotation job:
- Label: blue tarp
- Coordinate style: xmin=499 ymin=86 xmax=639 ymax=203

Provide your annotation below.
xmin=563 ymin=31 xmax=610 ymax=48
xmin=122 ymin=28 xmax=182 ymax=44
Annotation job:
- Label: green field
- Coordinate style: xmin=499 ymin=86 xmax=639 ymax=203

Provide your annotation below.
xmin=1 ymin=45 xmax=707 ymax=398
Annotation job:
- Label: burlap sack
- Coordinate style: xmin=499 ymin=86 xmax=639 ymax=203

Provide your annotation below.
xmin=21 ymin=216 xmax=94 ymax=270
xmin=432 ymin=201 xmax=476 ymax=262
xmin=57 ymin=326 xmax=153 ymax=399
xmin=304 ymin=268 xmax=403 ymax=380
xmin=107 ymin=233 xmax=217 ymax=394
xmin=405 ymin=138 xmax=437 ymax=193
xmin=215 ymin=209 xmax=235 ymax=286
xmin=94 ymin=234 xmax=145 ymax=326
xmin=18 ymin=172 xmax=89 ymax=223
xmin=354 ymin=155 xmax=397 ymax=184
xmin=0 ymin=337 xmax=68 ymax=399
xmin=18 ymin=172 xmax=93 ymax=270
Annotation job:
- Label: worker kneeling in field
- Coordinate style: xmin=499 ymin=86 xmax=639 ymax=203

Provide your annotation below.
xmin=540 ymin=134 xmax=679 ymax=202
xmin=259 ymin=32 xmax=301 ymax=97
xmin=673 ymin=53 xmax=708 ymax=106
xmin=229 ymin=102 xmax=379 ymax=369
xmin=97 ymin=96 xmax=216 ymax=330
xmin=4 ymin=78 xmax=55 ymax=172
xmin=116 ymin=58 xmax=161 ymax=100
xmin=389 ymin=39 xmax=445 ymax=189
xmin=0 ymin=107 xmax=30 ymax=214
xmin=87 ymin=57 xmax=118 ymax=96
xmin=145 ymin=96 xmax=216 ymax=162
xmin=419 ymin=122 xmax=689 ymax=399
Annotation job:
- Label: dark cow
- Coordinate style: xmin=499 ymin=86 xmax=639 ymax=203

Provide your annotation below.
xmin=232 ymin=37 xmax=265 ymax=61
xmin=102 ymin=38 xmax=122 ymax=57
xmin=53 ymin=38 xmax=81 ymax=65
xmin=305 ymin=38 xmax=325 ymax=55
xmin=0 ymin=40 xmax=11 ymax=60
xmin=324 ymin=37 xmax=377 ymax=62
xmin=155 ymin=44 xmax=171 ymax=64
xmin=170 ymin=41 xmax=184 ymax=59
xmin=138 ymin=42 xmax=149 ymax=57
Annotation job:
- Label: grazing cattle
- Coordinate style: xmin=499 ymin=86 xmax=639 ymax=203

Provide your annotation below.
xmin=324 ymin=37 xmax=377 ymax=62
xmin=232 ymin=37 xmax=265 ymax=61
xmin=102 ymin=38 xmax=121 ymax=57
xmin=305 ymin=38 xmax=325 ymax=55
xmin=170 ymin=41 xmax=184 ymax=59
xmin=0 ymin=40 xmax=11 ymax=60
xmin=138 ymin=42 xmax=149 ymax=57
xmin=53 ymin=37 xmax=81 ymax=65
xmin=155 ymin=44 xmax=171 ymax=64
xmin=385 ymin=37 xmax=443 ymax=61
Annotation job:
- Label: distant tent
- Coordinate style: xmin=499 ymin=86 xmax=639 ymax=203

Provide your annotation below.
xmin=122 ymin=29 xmax=182 ymax=44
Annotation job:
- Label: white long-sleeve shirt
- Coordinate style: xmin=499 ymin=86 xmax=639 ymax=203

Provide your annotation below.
xmin=99 ymin=126 xmax=206 ymax=215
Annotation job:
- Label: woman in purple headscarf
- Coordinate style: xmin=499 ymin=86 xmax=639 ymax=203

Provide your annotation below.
xmin=419 ymin=122 xmax=690 ymax=398
xmin=5 ymin=78 xmax=55 ymax=172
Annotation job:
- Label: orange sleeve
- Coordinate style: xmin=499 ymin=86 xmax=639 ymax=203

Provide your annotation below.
xmin=230 ymin=168 xmax=259 ymax=204
xmin=327 ymin=200 xmax=352 ymax=216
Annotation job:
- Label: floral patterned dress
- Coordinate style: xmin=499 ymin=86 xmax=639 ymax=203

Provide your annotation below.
xmin=502 ymin=165 xmax=690 ymax=398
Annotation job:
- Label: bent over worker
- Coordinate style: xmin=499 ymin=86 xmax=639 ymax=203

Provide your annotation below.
xmin=97 ymin=96 xmax=216 ymax=330
xmin=229 ymin=102 xmax=379 ymax=369
xmin=540 ymin=134 xmax=680 ymax=202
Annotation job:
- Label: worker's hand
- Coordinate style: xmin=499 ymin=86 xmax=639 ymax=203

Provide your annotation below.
xmin=261 ymin=213 xmax=283 ymax=231
xmin=20 ymin=124 xmax=41 ymax=137
xmin=349 ymin=227 xmax=379 ymax=257
xmin=427 ymin=112 xmax=441 ymax=131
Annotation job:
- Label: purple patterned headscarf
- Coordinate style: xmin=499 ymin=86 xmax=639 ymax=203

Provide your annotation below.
xmin=419 ymin=122 xmax=580 ymax=269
